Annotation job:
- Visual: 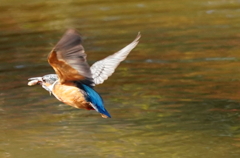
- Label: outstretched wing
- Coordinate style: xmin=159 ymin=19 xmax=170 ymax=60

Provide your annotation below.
xmin=90 ymin=32 xmax=141 ymax=85
xmin=48 ymin=29 xmax=93 ymax=85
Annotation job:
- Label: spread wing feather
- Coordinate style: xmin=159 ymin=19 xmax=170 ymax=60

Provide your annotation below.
xmin=48 ymin=29 xmax=93 ymax=85
xmin=90 ymin=32 xmax=141 ymax=85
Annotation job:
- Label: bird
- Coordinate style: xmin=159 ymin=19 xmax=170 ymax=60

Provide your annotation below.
xmin=28 ymin=29 xmax=141 ymax=118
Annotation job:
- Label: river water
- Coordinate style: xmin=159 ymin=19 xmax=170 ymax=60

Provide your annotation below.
xmin=0 ymin=0 xmax=240 ymax=158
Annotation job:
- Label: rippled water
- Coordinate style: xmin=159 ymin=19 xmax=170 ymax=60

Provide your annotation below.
xmin=1 ymin=0 xmax=240 ymax=158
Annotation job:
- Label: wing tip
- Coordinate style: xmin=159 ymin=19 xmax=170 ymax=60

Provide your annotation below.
xmin=136 ymin=32 xmax=141 ymax=41
xmin=137 ymin=31 xmax=141 ymax=36
xmin=65 ymin=28 xmax=79 ymax=34
xmin=62 ymin=28 xmax=82 ymax=42
xmin=54 ymin=28 xmax=83 ymax=50
xmin=131 ymin=32 xmax=141 ymax=45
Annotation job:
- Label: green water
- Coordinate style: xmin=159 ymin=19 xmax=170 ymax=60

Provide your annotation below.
xmin=0 ymin=0 xmax=240 ymax=157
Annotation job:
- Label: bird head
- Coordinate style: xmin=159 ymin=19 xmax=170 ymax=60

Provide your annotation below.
xmin=28 ymin=74 xmax=58 ymax=92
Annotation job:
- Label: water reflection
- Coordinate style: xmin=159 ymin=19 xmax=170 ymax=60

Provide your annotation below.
xmin=1 ymin=0 xmax=240 ymax=158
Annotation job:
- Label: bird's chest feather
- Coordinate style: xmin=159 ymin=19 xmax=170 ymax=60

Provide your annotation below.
xmin=52 ymin=82 xmax=88 ymax=108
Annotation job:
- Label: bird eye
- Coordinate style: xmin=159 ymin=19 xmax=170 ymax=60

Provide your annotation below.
xmin=42 ymin=78 xmax=46 ymax=82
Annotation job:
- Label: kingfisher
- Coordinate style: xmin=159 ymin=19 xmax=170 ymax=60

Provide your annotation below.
xmin=28 ymin=29 xmax=141 ymax=118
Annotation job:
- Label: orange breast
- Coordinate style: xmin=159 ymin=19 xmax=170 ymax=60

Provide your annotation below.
xmin=52 ymin=82 xmax=93 ymax=110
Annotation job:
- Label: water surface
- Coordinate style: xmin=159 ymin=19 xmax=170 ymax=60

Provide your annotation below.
xmin=1 ymin=0 xmax=240 ymax=158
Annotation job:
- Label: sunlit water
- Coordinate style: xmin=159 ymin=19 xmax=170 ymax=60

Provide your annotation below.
xmin=1 ymin=0 xmax=240 ymax=158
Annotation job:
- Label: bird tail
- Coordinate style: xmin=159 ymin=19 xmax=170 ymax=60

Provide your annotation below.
xmin=81 ymin=84 xmax=111 ymax=118
xmin=100 ymin=113 xmax=110 ymax=118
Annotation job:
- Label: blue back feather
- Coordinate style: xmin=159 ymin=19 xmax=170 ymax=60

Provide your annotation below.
xmin=81 ymin=84 xmax=111 ymax=118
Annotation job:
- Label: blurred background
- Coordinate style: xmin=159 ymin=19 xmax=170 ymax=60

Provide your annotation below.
xmin=1 ymin=0 xmax=240 ymax=157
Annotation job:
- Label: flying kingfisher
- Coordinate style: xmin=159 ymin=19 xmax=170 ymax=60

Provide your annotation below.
xmin=28 ymin=29 xmax=141 ymax=118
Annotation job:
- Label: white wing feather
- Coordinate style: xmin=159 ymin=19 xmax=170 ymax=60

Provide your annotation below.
xmin=90 ymin=32 xmax=141 ymax=85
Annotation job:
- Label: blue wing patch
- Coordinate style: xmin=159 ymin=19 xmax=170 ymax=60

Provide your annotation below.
xmin=81 ymin=84 xmax=111 ymax=118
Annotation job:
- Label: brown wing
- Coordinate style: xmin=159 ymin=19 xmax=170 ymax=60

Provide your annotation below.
xmin=48 ymin=29 xmax=93 ymax=85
